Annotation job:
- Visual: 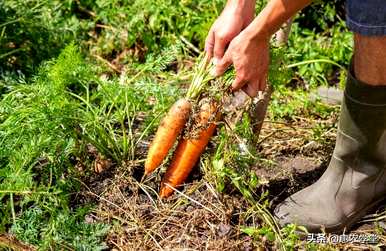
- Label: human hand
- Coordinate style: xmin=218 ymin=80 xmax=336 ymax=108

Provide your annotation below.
xmin=205 ymin=0 xmax=255 ymax=62
xmin=215 ymin=31 xmax=270 ymax=97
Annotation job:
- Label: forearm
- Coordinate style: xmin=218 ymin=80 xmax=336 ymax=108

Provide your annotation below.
xmin=244 ymin=0 xmax=312 ymax=40
xmin=224 ymin=0 xmax=256 ymax=16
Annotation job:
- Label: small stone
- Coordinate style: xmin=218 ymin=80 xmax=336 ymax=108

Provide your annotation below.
xmin=186 ymin=205 xmax=195 ymax=212
xmin=85 ymin=214 xmax=95 ymax=223
xmin=310 ymin=86 xmax=343 ymax=105
xmin=217 ymin=223 xmax=231 ymax=237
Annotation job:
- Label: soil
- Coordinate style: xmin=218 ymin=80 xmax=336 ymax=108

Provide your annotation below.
xmin=76 ymin=109 xmax=386 ymax=250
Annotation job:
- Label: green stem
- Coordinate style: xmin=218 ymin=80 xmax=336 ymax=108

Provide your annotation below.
xmin=10 ymin=193 xmax=16 ymax=223
xmin=0 ymin=48 xmax=24 ymax=59
xmin=186 ymin=54 xmax=215 ymax=99
xmin=286 ymin=59 xmax=345 ymax=70
xmin=0 ymin=18 xmax=21 ymax=29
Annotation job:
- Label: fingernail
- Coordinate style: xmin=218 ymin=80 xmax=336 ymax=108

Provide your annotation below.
xmin=213 ymin=57 xmax=220 ymax=66
xmin=210 ymin=67 xmax=217 ymax=77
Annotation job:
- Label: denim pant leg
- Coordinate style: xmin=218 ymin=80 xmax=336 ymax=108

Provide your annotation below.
xmin=346 ymin=0 xmax=386 ymax=36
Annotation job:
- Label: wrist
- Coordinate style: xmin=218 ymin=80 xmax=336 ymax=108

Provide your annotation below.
xmin=243 ymin=21 xmax=272 ymax=42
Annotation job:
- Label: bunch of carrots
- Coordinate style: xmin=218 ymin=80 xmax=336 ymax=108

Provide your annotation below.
xmin=144 ymin=55 xmax=222 ymax=198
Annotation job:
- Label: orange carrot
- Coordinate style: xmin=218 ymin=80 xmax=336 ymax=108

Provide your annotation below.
xmin=159 ymin=101 xmax=220 ymax=198
xmin=145 ymin=98 xmax=192 ymax=175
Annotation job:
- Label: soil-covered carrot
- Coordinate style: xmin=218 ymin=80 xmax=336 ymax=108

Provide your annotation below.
xmin=159 ymin=101 xmax=220 ymax=198
xmin=145 ymin=54 xmax=215 ymax=176
xmin=145 ymin=98 xmax=192 ymax=175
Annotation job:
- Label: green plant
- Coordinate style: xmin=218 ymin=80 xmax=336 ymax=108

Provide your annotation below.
xmin=74 ymin=46 xmax=181 ymax=164
xmin=0 ymin=44 xmax=105 ymax=248
xmin=0 ymin=41 xmax=187 ymax=248
xmin=81 ymin=0 xmax=224 ymax=59
xmin=287 ymin=19 xmax=352 ymax=87
xmin=208 ymin=127 xmax=286 ymax=249
xmin=0 ymin=0 xmax=88 ymax=75
xmin=269 ymin=86 xmax=337 ymax=120
xmin=10 ymin=206 xmax=109 ymax=250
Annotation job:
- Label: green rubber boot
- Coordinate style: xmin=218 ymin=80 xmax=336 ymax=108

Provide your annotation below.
xmin=274 ymin=68 xmax=386 ymax=233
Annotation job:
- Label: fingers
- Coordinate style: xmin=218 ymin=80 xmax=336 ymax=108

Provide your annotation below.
xmin=241 ymin=81 xmax=258 ymax=97
xmin=213 ymin=34 xmax=227 ymax=60
xmin=215 ymin=50 xmax=232 ymax=76
xmin=206 ymin=27 xmax=230 ymax=61
xmin=231 ymin=75 xmax=248 ymax=92
xmin=240 ymin=78 xmax=268 ymax=97
xmin=205 ymin=30 xmax=215 ymax=59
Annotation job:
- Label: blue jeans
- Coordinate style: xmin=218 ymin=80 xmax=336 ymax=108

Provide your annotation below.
xmin=346 ymin=0 xmax=386 ymax=36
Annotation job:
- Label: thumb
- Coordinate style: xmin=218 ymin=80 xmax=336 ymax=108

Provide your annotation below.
xmin=215 ymin=50 xmax=232 ymax=77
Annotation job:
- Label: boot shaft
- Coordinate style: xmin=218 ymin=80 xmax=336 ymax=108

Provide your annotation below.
xmin=336 ymin=68 xmax=386 ymax=163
